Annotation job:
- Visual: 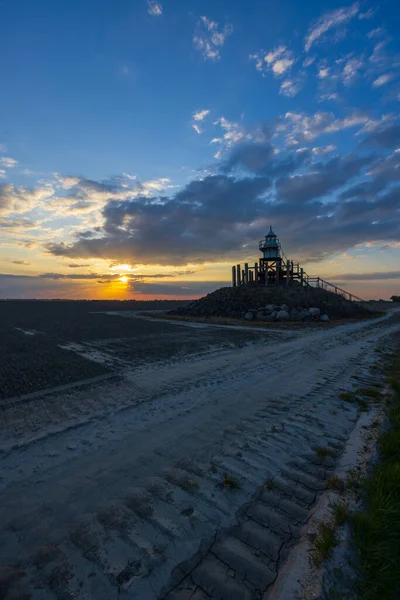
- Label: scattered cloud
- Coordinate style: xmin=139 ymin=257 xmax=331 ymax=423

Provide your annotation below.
xmin=280 ymin=78 xmax=303 ymax=97
xmin=193 ymin=109 xmax=210 ymax=121
xmin=11 ymin=260 xmax=30 ymax=265
xmin=193 ymin=16 xmax=233 ymax=61
xmin=331 ymin=270 xmax=400 ymax=281
xmin=360 ymin=122 xmax=400 ymax=148
xmin=312 ymin=144 xmax=337 ymax=155
xmin=0 ymin=157 xmax=18 ymax=168
xmin=147 ymin=0 xmax=162 ymax=17
xmin=192 ymin=124 xmax=202 ymax=135
xmin=373 ymin=73 xmax=394 ymax=87
xmin=250 ymin=46 xmax=294 ymax=77
xmin=0 ymin=170 xmax=6 ymax=179
xmin=68 ymin=263 xmax=91 ymax=268
xmin=358 ymin=7 xmax=376 ymax=20
xmin=305 ymin=2 xmax=359 ymax=52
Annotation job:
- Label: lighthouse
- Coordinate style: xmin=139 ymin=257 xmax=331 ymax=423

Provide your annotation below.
xmin=259 ymin=227 xmax=282 ymax=285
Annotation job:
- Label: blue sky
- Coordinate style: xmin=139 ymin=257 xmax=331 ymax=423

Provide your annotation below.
xmin=1 ymin=0 xmax=400 ymax=299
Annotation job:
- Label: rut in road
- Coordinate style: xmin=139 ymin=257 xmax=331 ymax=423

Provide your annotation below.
xmin=0 ymin=315 xmax=397 ymax=599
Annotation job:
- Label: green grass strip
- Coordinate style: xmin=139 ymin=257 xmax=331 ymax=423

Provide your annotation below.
xmin=351 ymin=369 xmax=400 ymax=600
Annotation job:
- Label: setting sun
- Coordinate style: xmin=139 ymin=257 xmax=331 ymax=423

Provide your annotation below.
xmin=119 ymin=275 xmax=129 ymax=284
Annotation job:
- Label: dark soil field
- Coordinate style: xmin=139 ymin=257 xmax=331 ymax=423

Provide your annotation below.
xmin=0 ymin=299 xmax=275 ymax=400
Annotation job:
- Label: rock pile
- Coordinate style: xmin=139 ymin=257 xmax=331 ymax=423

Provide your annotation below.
xmin=244 ymin=305 xmax=329 ymax=322
xmin=170 ymin=284 xmax=375 ymax=321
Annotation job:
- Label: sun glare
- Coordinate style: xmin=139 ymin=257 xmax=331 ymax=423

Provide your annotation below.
xmin=119 ymin=275 xmax=129 ymax=283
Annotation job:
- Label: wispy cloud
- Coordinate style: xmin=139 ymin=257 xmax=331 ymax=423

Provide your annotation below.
xmin=193 ymin=109 xmax=210 ymax=121
xmin=147 ymin=1 xmax=162 ymax=17
xmin=192 ymin=124 xmax=202 ymax=135
xmin=305 ymin=2 xmax=359 ymax=52
xmin=280 ymin=78 xmax=303 ymax=97
xmin=0 ymin=157 xmax=18 ymax=168
xmin=250 ymin=45 xmax=294 ymax=77
xmin=193 ymin=16 xmax=233 ymax=61
xmin=12 ymin=260 xmax=30 ymax=265
xmin=373 ymin=73 xmax=394 ymax=87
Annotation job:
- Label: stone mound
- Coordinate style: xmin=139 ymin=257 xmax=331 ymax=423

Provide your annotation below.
xmin=170 ymin=284 xmax=374 ymax=321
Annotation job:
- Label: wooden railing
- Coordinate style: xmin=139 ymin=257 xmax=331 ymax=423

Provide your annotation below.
xmin=306 ymin=277 xmax=364 ymax=303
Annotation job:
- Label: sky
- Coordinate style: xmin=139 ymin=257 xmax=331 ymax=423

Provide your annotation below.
xmin=1 ymin=0 xmax=400 ymax=300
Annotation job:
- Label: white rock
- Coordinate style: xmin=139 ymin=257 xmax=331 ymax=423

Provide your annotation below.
xmin=320 ymin=314 xmax=330 ymax=321
xmin=308 ymin=307 xmax=321 ymax=317
xmin=276 ymin=310 xmax=290 ymax=321
xmin=244 ymin=311 xmax=254 ymax=321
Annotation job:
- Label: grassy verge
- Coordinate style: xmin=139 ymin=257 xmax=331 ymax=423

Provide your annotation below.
xmin=351 ymin=347 xmax=400 ymax=600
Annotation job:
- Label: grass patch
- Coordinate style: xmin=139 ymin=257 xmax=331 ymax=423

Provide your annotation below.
xmin=316 ymin=446 xmax=336 ymax=458
xmin=309 ymin=522 xmax=338 ymax=567
xmin=357 ymin=387 xmax=381 ymax=400
xmin=210 ymin=462 xmax=217 ymax=474
xmin=357 ymin=398 xmax=369 ymax=412
xmin=264 ymin=478 xmax=276 ymax=490
xmin=346 ymin=467 xmax=363 ymax=490
xmin=181 ymin=479 xmax=199 ymax=491
xmin=327 ymin=475 xmax=344 ymax=491
xmin=339 ymin=391 xmax=356 ymax=402
xmin=350 ymin=349 xmax=400 ymax=600
xmin=332 ymin=501 xmax=349 ymax=526
xmin=222 ymin=474 xmax=241 ymax=490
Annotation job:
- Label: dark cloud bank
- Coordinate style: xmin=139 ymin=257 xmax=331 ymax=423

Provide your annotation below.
xmin=36 ymin=121 xmax=400 ymax=270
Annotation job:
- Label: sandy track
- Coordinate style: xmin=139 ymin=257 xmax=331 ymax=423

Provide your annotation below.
xmin=0 ymin=312 xmax=398 ymax=599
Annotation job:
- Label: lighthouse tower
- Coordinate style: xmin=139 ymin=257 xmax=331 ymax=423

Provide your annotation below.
xmin=259 ymin=226 xmax=282 ymax=285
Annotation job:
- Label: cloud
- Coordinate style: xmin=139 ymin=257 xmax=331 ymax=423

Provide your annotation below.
xmin=11 ymin=260 xmax=30 ymax=265
xmin=358 ymin=7 xmax=376 ymax=20
xmin=147 ymin=1 xmax=162 ymax=16
xmin=68 ymin=263 xmax=91 ymax=268
xmin=331 ymin=270 xmax=400 ymax=281
xmin=192 ymin=124 xmax=202 ymax=135
xmin=130 ymin=280 xmax=226 ymax=296
xmin=193 ymin=109 xmax=210 ymax=121
xmin=0 ymin=170 xmax=6 ymax=179
xmin=312 ymin=144 xmax=337 ymax=155
xmin=250 ymin=46 xmax=294 ymax=77
xmin=283 ymin=109 xmax=370 ymax=145
xmin=0 ymin=157 xmax=18 ymax=168
xmin=0 ymin=183 xmax=54 ymax=215
xmin=280 ymin=78 xmax=303 ymax=97
xmin=373 ymin=73 xmax=394 ymax=87
xmin=342 ymin=57 xmax=363 ymax=85
xmin=360 ymin=123 xmax=400 ymax=148
xmin=305 ymin=2 xmax=359 ymax=52
xmin=276 ymin=153 xmax=374 ymax=203
xmin=193 ymin=16 xmax=233 ymax=61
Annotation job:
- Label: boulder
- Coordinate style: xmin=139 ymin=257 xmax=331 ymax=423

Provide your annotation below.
xmin=281 ymin=304 xmax=289 ymax=311
xmin=320 ymin=314 xmax=330 ymax=322
xmin=290 ymin=309 xmax=301 ymax=322
xmin=256 ymin=311 xmax=266 ymax=320
xmin=264 ymin=304 xmax=276 ymax=313
xmin=299 ymin=309 xmax=312 ymax=322
xmin=244 ymin=311 xmax=254 ymax=321
xmin=308 ymin=307 xmax=321 ymax=318
xmin=276 ymin=310 xmax=290 ymax=321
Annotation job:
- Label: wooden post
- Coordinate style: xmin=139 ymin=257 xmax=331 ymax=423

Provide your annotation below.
xmin=291 ymin=261 xmax=294 ymax=282
xmin=242 ymin=269 xmax=245 ymax=284
xmin=254 ymin=262 xmax=258 ymax=282
xmin=335 ymin=287 xmax=338 ymax=294
xmin=244 ymin=263 xmax=249 ymax=285
xmin=349 ymin=294 xmax=352 ymax=302
xmin=300 ymin=268 xmax=304 ymax=286
xmin=249 ymin=270 xmax=253 ymax=283
xmin=236 ymin=264 xmax=241 ymax=285
xmin=286 ymin=260 xmax=290 ymax=286
xmin=265 ymin=261 xmax=269 ymax=286
xmin=232 ymin=266 xmax=236 ymax=287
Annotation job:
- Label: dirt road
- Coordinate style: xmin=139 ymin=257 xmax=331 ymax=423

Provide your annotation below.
xmin=1 ymin=311 xmax=399 ymax=599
